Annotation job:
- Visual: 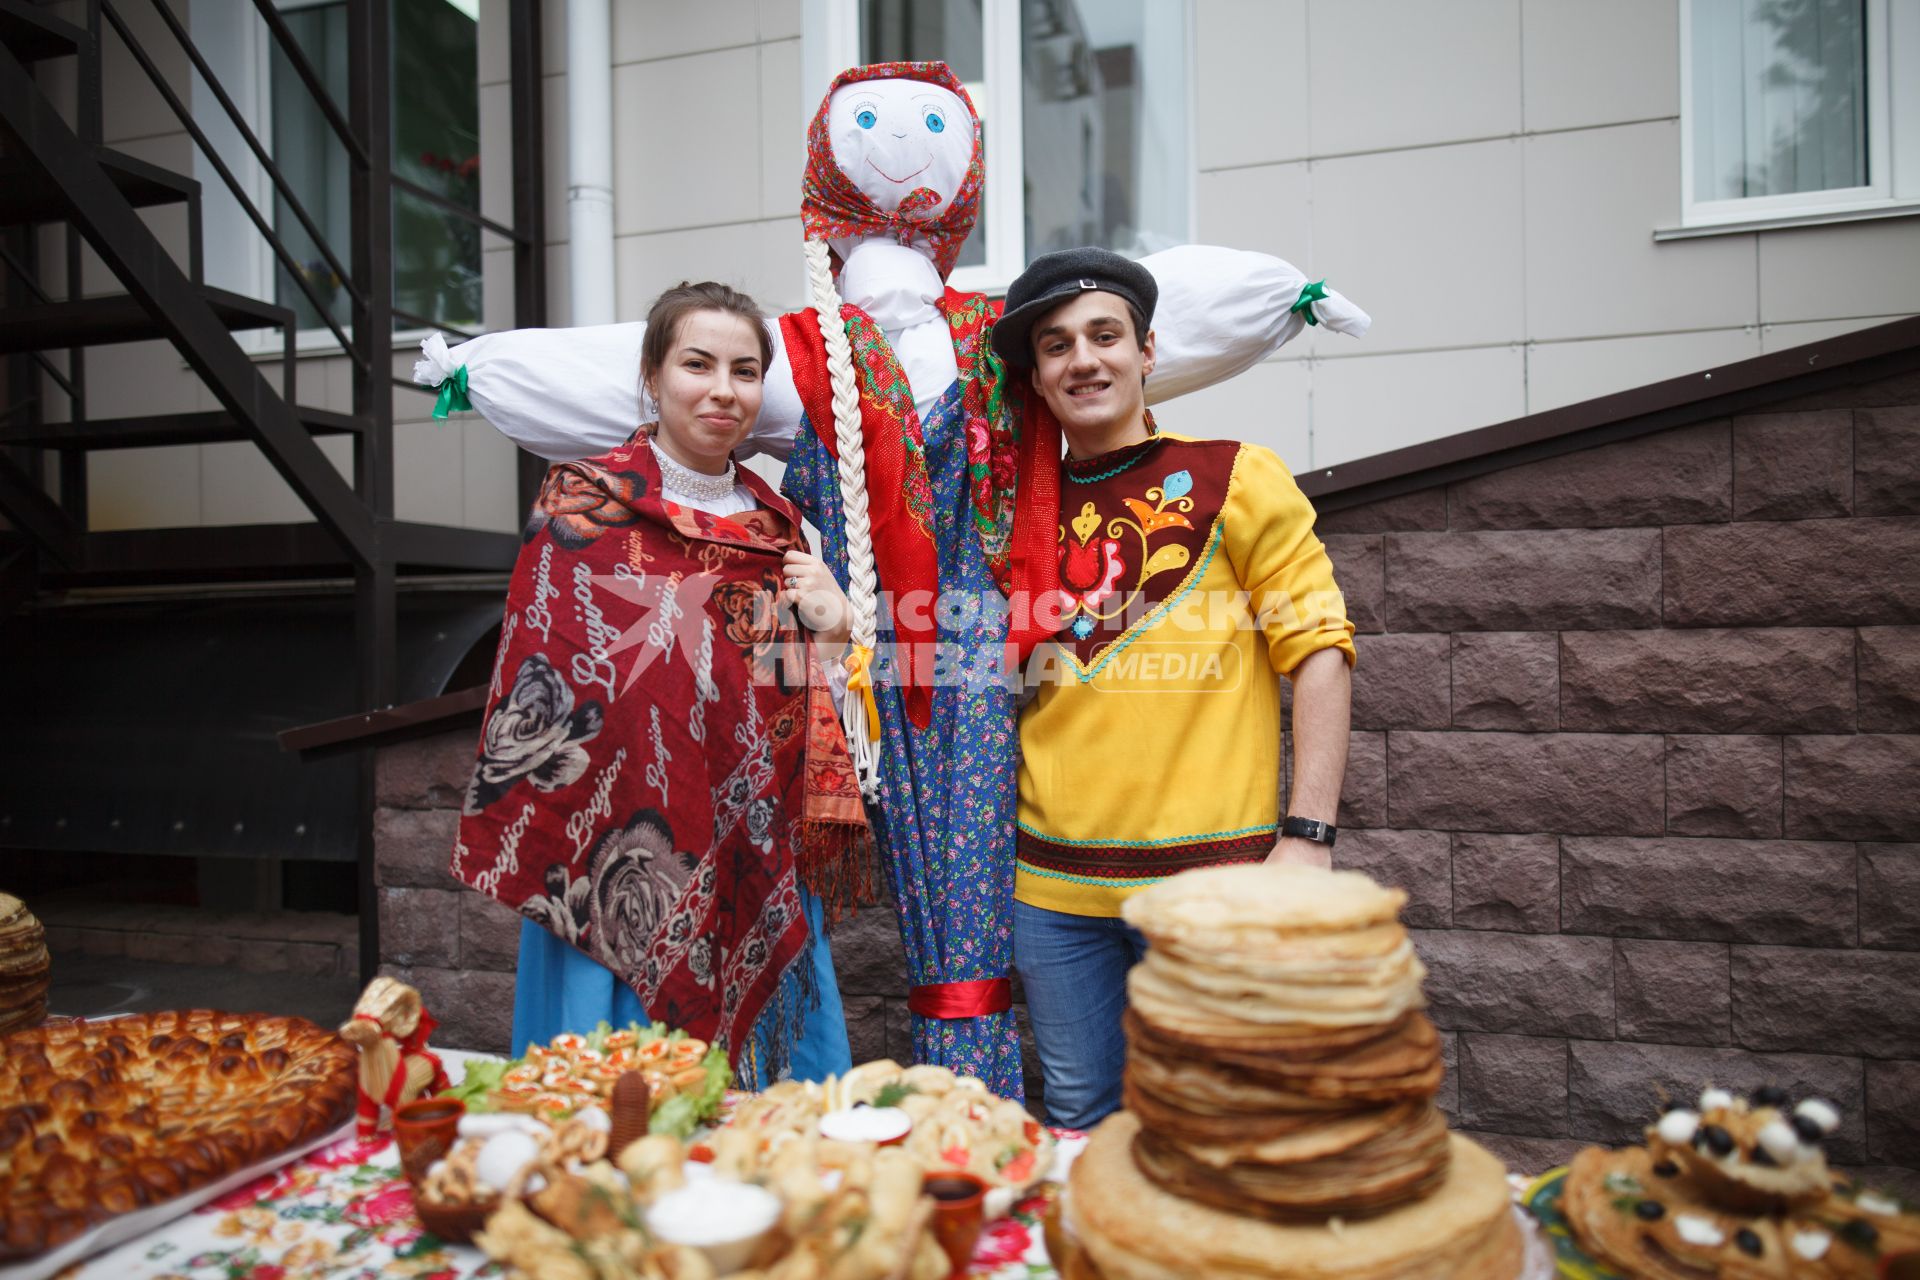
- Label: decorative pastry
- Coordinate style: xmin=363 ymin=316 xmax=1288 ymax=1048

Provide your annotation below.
xmin=339 ymin=976 xmax=449 ymax=1137
xmin=1563 ymin=1091 xmax=1920 ymax=1279
xmin=0 ymin=1010 xmax=356 ymax=1262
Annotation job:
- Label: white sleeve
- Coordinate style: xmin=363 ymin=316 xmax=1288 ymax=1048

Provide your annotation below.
xmin=412 ymin=319 xmax=804 ymax=464
xmin=1139 ymin=245 xmax=1371 ymax=404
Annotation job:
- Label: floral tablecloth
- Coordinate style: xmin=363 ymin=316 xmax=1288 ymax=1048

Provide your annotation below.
xmin=58 ymin=1128 xmax=1074 ymax=1280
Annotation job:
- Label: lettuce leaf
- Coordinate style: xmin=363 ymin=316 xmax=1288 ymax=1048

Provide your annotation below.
xmin=443 ymin=1055 xmax=508 ymax=1110
xmin=648 ymin=1043 xmax=731 ymax=1139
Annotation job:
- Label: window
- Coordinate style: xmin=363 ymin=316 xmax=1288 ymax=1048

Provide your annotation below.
xmin=195 ymin=0 xmax=482 ymax=343
xmin=1679 ymin=0 xmax=1919 ymax=229
xmin=846 ymin=0 xmax=1191 ymax=292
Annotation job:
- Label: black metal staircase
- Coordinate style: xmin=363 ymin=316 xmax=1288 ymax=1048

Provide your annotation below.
xmin=0 ymin=0 xmax=547 ymax=977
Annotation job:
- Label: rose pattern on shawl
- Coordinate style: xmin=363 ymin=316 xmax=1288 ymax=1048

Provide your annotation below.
xmin=586 ymin=809 xmax=699 ymax=983
xmin=465 ymin=653 xmax=605 ymax=813
xmin=523 ymin=863 xmax=591 ymax=944
xmin=710 ymin=576 xmax=804 ymax=692
xmin=745 ymin=796 xmax=776 ymax=852
xmin=524 ymin=462 xmax=646 ymax=548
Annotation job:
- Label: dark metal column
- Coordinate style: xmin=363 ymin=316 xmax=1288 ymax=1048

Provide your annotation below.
xmin=348 ymin=0 xmax=395 ymax=984
xmin=509 ymin=0 xmax=548 ymax=515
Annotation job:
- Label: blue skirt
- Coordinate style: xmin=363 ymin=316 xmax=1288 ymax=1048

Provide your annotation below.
xmin=509 ymin=886 xmax=852 ymax=1087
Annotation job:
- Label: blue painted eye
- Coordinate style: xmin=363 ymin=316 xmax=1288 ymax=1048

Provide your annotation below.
xmin=856 ymin=109 xmax=877 ymax=129
xmin=924 ymin=111 xmax=945 ymax=133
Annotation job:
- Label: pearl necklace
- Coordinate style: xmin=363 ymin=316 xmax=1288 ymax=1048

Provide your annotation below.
xmin=650 ymin=437 xmax=738 ymax=502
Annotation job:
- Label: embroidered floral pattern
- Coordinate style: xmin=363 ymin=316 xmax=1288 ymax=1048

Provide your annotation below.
xmin=1046 ymin=440 xmax=1243 ymax=669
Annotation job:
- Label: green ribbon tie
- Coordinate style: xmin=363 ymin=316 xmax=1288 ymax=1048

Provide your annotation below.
xmin=432 ymin=364 xmax=472 ymax=419
xmin=1291 ymin=279 xmax=1330 ymax=327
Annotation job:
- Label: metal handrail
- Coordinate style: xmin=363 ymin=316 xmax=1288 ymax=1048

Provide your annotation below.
xmin=99 ymin=0 xmax=368 ymax=370
xmin=391 ymin=307 xmax=478 ymax=341
xmin=245 ymin=0 xmax=368 ymax=171
xmin=0 ymin=244 xmax=52 ymax=305
xmin=0 ymin=247 xmax=79 ymax=401
xmin=391 ymin=175 xmax=529 ymax=245
xmin=133 ymin=0 xmax=365 ymax=314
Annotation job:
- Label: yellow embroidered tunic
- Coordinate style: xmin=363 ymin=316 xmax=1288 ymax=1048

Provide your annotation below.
xmin=1014 ymin=433 xmax=1356 ymax=917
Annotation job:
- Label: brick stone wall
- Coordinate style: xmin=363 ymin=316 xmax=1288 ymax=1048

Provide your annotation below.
xmin=372 ymin=733 xmax=521 ymax=1054
xmin=1311 ymin=368 xmax=1920 ymax=1179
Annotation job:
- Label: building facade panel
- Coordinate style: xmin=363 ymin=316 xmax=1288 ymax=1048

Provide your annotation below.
xmin=1311 ymin=138 xmax=1527 ymax=354
xmin=1192 ymin=0 xmax=1309 ymax=170
xmin=1519 ymin=0 xmax=1678 ymax=132
xmin=1524 ymin=327 xmax=1761 ymax=414
xmin=1305 ymin=0 xmax=1522 ymax=156
xmin=1523 ymin=120 xmax=1759 ymax=340
xmin=1313 ymin=344 xmax=1527 ymax=467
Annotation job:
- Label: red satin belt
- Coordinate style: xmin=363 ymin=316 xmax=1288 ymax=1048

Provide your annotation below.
xmin=907 ymin=978 xmax=1012 ymax=1020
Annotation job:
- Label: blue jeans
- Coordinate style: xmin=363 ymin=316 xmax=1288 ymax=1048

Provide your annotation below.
xmin=1012 ymin=900 xmax=1149 ymax=1130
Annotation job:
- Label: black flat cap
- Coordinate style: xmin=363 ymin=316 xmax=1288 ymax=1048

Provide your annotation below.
xmin=990 ymin=247 xmax=1157 ymax=369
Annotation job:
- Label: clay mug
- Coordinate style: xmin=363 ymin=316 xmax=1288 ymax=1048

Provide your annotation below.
xmin=923 ymin=1171 xmax=990 ymax=1278
xmin=393 ymin=1096 xmax=465 ymax=1182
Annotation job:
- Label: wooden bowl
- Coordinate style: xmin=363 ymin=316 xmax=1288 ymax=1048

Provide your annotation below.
xmin=412 ymin=1188 xmax=497 ymax=1245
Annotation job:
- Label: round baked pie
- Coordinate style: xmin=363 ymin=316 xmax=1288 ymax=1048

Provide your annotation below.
xmin=0 ymin=1010 xmax=357 ymax=1261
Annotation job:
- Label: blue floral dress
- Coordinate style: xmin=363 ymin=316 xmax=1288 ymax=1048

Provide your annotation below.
xmin=783 ymin=381 xmax=1025 ymax=1100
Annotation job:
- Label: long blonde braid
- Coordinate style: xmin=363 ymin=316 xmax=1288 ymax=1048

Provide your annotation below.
xmin=805 ymin=237 xmax=882 ymax=799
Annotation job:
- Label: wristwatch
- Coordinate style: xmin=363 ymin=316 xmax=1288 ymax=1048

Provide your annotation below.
xmin=1281 ymin=815 xmax=1338 ymax=848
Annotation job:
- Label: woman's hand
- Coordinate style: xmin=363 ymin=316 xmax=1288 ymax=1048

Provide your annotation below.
xmin=777 ymin=550 xmax=852 ymax=652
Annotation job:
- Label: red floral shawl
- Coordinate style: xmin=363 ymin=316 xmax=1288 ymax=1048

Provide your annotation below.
xmin=452 ymin=435 xmax=867 ymax=1082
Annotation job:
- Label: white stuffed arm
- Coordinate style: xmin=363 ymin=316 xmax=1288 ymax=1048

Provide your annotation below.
xmin=412 ymin=320 xmax=805 ymax=464
xmin=1140 ymin=245 xmax=1371 ymax=404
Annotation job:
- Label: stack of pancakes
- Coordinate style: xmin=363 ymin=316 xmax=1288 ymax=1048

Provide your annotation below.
xmin=1122 ymin=865 xmax=1450 ymax=1220
xmin=0 ymin=893 xmax=49 ymax=1034
xmin=1064 ymin=865 xmax=1522 ymax=1280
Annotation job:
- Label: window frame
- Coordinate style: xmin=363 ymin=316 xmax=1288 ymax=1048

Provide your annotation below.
xmin=810 ymin=0 xmax=1192 ymax=294
xmin=194 ymin=0 xmax=478 ymax=357
xmin=1678 ymin=0 xmax=1897 ymax=229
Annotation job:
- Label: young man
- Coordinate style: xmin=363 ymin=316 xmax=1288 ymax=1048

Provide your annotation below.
xmin=990 ymin=248 xmax=1357 ymax=1130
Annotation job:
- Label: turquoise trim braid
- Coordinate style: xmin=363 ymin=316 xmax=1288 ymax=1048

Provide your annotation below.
xmin=1067 ymin=455 xmax=1147 ymax=484
xmin=1017 ymin=820 xmax=1276 ymax=849
xmin=1017 ymin=860 xmax=1167 ymax=889
xmin=1069 ymin=521 xmax=1226 ymax=684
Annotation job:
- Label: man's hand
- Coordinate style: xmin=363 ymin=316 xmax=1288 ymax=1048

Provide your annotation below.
xmin=1265 ymin=835 xmax=1332 ymax=870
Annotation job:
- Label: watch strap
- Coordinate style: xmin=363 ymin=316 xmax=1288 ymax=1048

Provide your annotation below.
xmin=1281 ymin=815 xmax=1338 ymax=848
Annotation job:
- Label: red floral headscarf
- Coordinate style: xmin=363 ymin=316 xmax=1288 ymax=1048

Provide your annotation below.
xmin=801 ymin=61 xmax=984 ymax=280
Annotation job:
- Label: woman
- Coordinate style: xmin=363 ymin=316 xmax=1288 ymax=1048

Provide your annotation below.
xmin=452 ymin=281 xmax=868 ymax=1087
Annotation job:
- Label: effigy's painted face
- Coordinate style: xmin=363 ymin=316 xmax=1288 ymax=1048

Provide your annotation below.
xmin=827 ymin=77 xmax=974 ymax=220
